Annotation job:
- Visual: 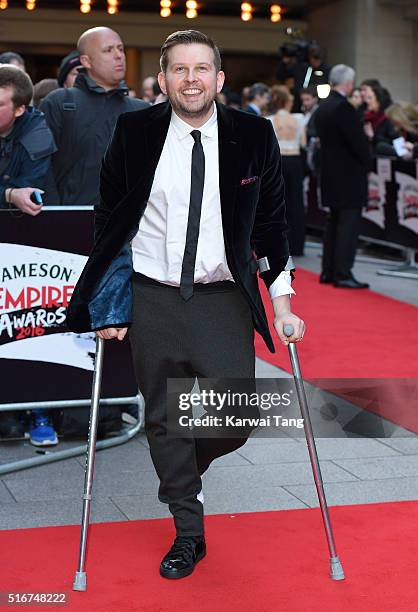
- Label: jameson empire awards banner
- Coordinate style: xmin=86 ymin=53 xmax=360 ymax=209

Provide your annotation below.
xmin=395 ymin=171 xmax=418 ymax=235
xmin=364 ymin=172 xmax=385 ymax=229
xmin=0 ymin=210 xmax=137 ymax=405
xmin=0 ymin=243 xmax=96 ymax=371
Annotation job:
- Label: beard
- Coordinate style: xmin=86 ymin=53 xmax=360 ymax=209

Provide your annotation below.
xmin=167 ymin=87 xmax=216 ymax=120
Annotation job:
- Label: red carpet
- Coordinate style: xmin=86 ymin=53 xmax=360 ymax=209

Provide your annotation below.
xmin=2 ymin=503 xmax=418 ymax=611
xmin=256 ymin=269 xmax=418 ymax=432
xmin=256 ymin=268 xmax=418 ymax=378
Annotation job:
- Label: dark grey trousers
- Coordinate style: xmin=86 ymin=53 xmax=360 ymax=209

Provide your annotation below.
xmin=129 ymin=273 xmax=256 ymax=536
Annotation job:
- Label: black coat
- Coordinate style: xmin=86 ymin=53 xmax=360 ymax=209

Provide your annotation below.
xmin=314 ymin=90 xmax=371 ymax=208
xmin=66 ymin=102 xmax=290 ymax=352
xmin=40 ymin=70 xmax=148 ymax=206
xmin=371 ymin=117 xmax=398 ymax=148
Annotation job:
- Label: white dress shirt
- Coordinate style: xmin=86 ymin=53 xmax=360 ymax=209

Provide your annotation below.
xmin=132 ymin=103 xmax=294 ymax=299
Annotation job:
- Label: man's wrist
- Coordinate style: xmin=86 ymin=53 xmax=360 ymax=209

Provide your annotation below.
xmin=272 ymin=294 xmax=291 ymax=317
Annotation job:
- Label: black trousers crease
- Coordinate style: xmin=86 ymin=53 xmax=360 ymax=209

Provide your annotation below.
xmin=129 ymin=274 xmax=256 ymax=536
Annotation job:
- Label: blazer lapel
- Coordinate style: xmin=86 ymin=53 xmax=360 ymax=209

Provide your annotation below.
xmin=217 ymin=102 xmax=241 ymax=245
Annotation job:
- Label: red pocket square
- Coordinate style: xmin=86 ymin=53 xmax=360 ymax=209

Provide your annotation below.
xmin=240 ymin=176 xmax=259 ymax=186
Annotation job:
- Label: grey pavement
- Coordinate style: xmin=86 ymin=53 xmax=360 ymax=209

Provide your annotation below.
xmin=0 ymin=239 xmax=417 ymax=529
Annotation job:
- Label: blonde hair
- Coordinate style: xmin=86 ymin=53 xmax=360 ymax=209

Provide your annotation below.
xmin=399 ymin=101 xmax=418 ymax=124
xmin=386 ymin=103 xmax=418 ymax=135
xmin=271 ymin=85 xmax=292 ymax=112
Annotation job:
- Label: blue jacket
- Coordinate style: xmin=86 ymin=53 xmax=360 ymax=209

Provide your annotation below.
xmin=0 ymin=106 xmax=56 ymax=207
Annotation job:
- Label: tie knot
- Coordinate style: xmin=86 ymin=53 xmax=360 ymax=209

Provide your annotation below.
xmin=190 ymin=130 xmax=202 ymax=144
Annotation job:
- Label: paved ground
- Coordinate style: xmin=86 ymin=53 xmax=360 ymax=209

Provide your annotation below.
xmin=0 ymin=241 xmax=417 ymax=530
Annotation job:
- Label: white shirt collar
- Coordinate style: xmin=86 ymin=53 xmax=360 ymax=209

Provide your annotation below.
xmin=171 ymin=102 xmax=218 ymax=141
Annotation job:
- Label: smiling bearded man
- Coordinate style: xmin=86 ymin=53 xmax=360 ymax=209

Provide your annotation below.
xmin=67 ymin=30 xmax=305 ymax=580
xmin=157 ymin=38 xmax=223 ymax=123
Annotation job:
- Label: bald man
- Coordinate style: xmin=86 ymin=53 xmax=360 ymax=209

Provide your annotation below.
xmin=41 ymin=27 xmax=148 ymax=206
xmin=142 ymin=75 xmax=158 ymax=103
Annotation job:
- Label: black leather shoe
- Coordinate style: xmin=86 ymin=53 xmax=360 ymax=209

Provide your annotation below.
xmin=160 ymin=536 xmax=206 ymax=579
xmin=319 ymin=273 xmax=333 ymax=284
xmin=334 ymin=278 xmax=369 ymax=289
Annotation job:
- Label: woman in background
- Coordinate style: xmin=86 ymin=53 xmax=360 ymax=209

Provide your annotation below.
xmin=349 ymin=87 xmax=363 ymax=110
xmin=363 ymin=84 xmax=398 ymax=153
xmin=269 ymin=85 xmax=306 ymax=256
xmin=386 ymin=103 xmax=418 ymax=159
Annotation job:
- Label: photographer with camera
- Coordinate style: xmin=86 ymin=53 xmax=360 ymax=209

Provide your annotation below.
xmin=277 ymin=41 xmax=331 ymax=112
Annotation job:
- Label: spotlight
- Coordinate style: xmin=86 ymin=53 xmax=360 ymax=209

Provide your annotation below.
xmin=241 ymin=2 xmax=253 ymax=21
xmin=317 ymin=84 xmax=331 ymax=99
xmin=270 ymin=4 xmax=281 ymax=22
xmin=107 ymin=0 xmax=118 ymax=14
xmin=160 ymin=0 xmax=172 ymax=17
xmin=26 ymin=0 xmax=36 ymax=9
xmin=186 ymin=1 xmax=198 ymax=18
xmin=0 ymin=0 xmax=8 ymax=8
xmin=80 ymin=0 xmax=91 ymax=14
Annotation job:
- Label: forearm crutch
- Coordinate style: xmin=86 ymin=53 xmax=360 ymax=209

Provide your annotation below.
xmin=284 ymin=324 xmax=345 ymax=581
xmin=73 ymin=336 xmax=105 ymax=592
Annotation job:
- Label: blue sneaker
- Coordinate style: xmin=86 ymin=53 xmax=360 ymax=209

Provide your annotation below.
xmin=29 ymin=411 xmax=58 ymax=446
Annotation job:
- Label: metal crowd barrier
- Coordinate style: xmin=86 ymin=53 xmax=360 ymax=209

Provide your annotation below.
xmin=0 ymin=207 xmax=143 ymax=473
xmin=0 ymin=394 xmax=144 ymax=476
xmin=305 ymin=156 xmax=418 ymax=279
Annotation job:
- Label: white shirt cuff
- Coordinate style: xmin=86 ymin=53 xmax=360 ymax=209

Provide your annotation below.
xmin=268 ymin=270 xmax=295 ymax=299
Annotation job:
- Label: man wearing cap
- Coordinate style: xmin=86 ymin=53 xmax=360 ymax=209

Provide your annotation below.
xmin=41 ymin=27 xmax=148 ymax=206
xmin=57 ymin=50 xmax=82 ymax=89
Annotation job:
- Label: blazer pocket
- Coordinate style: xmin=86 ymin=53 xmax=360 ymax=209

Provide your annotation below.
xmin=240 ymin=180 xmax=259 ymax=189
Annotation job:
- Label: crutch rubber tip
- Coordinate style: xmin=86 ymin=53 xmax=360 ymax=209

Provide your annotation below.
xmin=73 ymin=571 xmax=87 ymax=591
xmin=330 ymin=556 xmax=345 ymax=580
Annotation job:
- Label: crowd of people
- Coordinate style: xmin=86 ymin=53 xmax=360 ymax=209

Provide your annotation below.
xmin=1 ymin=29 xmax=418 ymax=445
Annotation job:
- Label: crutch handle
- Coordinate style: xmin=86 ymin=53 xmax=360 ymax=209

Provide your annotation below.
xmin=283 ymin=324 xmax=295 ymax=337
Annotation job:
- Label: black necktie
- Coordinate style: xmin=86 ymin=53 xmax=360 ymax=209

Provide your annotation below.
xmin=180 ymin=130 xmax=205 ymax=301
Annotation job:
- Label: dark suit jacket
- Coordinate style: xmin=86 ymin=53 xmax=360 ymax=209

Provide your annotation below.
xmin=66 ymin=101 xmax=290 ymax=352
xmin=314 ymin=90 xmax=371 ymax=208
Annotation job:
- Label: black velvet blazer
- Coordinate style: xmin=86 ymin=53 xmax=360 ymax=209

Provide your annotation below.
xmin=66 ymin=101 xmax=290 ymax=353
